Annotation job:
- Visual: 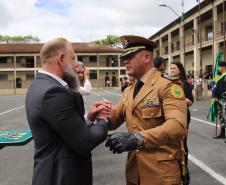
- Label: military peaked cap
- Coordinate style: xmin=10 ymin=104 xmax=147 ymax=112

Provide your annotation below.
xmin=120 ymin=35 xmax=158 ymax=59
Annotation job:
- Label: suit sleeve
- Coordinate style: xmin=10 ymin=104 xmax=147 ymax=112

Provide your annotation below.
xmin=139 ymin=82 xmax=187 ymax=148
xmin=42 ymin=87 xmax=108 ymax=155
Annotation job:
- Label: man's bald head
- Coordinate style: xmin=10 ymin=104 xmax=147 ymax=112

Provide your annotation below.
xmin=40 ymin=38 xmax=71 ymax=64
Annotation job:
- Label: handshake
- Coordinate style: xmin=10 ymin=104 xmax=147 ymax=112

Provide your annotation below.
xmin=87 ymin=99 xmax=144 ymax=154
xmin=87 ymin=99 xmax=113 ymax=122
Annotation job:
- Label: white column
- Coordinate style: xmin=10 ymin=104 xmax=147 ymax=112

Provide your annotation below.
xmin=97 ymin=54 xmax=100 ymax=89
xmin=213 ymin=4 xmax=218 ymax=66
xmin=194 ymin=17 xmax=200 ymax=78
xmin=180 ymin=23 xmax=185 ymax=65
xmin=159 ymin=36 xmax=163 ymax=56
xmin=117 ymin=55 xmax=121 ymax=87
xmin=168 ymin=33 xmax=172 ymax=72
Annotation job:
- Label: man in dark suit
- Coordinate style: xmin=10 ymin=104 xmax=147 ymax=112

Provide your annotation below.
xmin=25 ymin=38 xmax=111 ymax=185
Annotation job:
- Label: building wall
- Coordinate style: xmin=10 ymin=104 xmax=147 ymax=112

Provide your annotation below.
xmin=202 ymin=48 xmax=213 ymax=72
xmin=185 ymin=53 xmax=194 ymax=73
xmin=184 ymin=28 xmax=194 ymax=48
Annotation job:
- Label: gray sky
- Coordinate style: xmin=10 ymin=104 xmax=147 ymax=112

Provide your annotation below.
xmin=0 ymin=0 xmax=201 ymax=42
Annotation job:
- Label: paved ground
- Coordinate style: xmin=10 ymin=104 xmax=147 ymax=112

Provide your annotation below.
xmin=0 ymin=89 xmax=226 ymax=185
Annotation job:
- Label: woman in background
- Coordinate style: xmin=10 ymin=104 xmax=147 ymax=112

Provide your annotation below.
xmin=170 ymin=61 xmax=194 ymax=185
xmin=76 ymin=61 xmax=92 ymax=97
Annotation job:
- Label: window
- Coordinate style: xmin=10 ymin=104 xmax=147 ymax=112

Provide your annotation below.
xmin=89 ymin=56 xmax=97 ymax=62
xmin=0 ymin=57 xmax=7 ymax=64
xmin=221 ymin=22 xmax=226 ymax=35
xmin=205 ymin=25 xmax=213 ymax=41
xmin=89 ymin=70 xmax=97 ymax=79
xmin=164 ymin=46 xmax=168 ymax=55
xmin=171 ymin=43 xmax=174 ymax=53
xmin=77 ymin=56 xmax=83 ymax=62
xmin=176 ymin=41 xmax=180 ymax=50
xmin=120 ymin=70 xmax=126 ymax=75
xmin=0 ymin=74 xmax=8 ymax=80
xmin=26 ymin=57 xmax=34 ymax=68
xmin=16 ymin=57 xmax=22 ymax=64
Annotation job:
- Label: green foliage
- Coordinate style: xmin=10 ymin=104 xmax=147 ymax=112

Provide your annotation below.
xmin=95 ymin=35 xmax=121 ymax=47
xmin=0 ymin=35 xmax=40 ymax=43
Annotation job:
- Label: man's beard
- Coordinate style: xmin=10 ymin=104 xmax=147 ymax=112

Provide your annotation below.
xmin=63 ymin=64 xmax=80 ymax=91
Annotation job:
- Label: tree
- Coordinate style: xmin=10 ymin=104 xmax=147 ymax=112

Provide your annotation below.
xmin=0 ymin=35 xmax=40 ymax=43
xmin=95 ymin=35 xmax=121 ymax=48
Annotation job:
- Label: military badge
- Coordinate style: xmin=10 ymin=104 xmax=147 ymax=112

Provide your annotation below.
xmin=171 ymin=85 xmax=184 ymax=98
xmin=161 ymin=73 xmax=179 ymax=82
xmin=141 ymin=97 xmax=160 ymax=108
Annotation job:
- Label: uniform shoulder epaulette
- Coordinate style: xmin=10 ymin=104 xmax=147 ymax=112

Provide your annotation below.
xmin=161 ymin=73 xmax=179 ymax=82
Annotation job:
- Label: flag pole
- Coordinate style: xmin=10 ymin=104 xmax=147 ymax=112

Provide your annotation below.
xmin=216 ymin=107 xmax=218 ymax=136
xmin=223 ymin=0 xmax=226 ymax=61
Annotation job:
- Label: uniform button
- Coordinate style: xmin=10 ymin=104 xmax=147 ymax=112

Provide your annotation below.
xmin=133 ymin=125 xmax=136 ymax=128
xmin=169 ymin=155 xmax=173 ymax=158
xmin=136 ymin=149 xmax=139 ymax=152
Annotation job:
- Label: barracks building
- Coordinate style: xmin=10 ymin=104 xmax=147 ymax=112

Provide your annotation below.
xmin=150 ymin=0 xmax=226 ymax=78
xmin=0 ymin=43 xmax=123 ymax=94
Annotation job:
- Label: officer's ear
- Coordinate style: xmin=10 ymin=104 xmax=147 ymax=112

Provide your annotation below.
xmin=143 ymin=51 xmax=152 ymax=64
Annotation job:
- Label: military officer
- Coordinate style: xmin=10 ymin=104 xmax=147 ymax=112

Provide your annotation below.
xmin=105 ymin=35 xmax=187 ymax=185
xmin=213 ymin=61 xmax=226 ymax=141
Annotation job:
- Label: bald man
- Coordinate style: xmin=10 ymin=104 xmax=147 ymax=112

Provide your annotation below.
xmin=25 ymin=38 xmax=111 ymax=185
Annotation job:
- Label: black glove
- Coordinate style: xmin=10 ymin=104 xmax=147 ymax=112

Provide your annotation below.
xmin=105 ymin=132 xmax=141 ymax=154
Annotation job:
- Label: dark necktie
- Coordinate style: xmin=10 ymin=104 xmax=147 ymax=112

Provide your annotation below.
xmin=133 ymin=80 xmax=144 ymax=98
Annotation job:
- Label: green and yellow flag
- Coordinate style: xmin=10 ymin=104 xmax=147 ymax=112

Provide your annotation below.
xmin=209 ymin=50 xmax=223 ymax=123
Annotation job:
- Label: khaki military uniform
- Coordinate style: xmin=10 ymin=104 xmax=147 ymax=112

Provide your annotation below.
xmin=110 ymin=68 xmax=187 ymax=185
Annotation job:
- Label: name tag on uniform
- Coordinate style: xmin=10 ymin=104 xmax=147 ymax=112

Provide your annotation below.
xmin=141 ymin=97 xmax=160 ymax=108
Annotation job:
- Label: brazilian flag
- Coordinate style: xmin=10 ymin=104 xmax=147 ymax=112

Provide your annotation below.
xmin=209 ymin=50 xmax=223 ymax=123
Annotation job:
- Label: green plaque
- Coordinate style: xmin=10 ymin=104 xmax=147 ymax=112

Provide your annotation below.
xmin=0 ymin=130 xmax=32 ymax=147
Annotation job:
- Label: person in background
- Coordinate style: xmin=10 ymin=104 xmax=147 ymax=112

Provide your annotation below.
xmin=76 ymin=61 xmax=92 ymax=96
xmin=153 ymin=56 xmax=166 ymax=73
xmin=121 ymin=75 xmax=136 ymax=92
xmin=194 ymin=75 xmax=203 ymax=101
xmin=213 ymin=61 xmax=226 ymax=141
xmin=170 ymin=61 xmax=194 ymax=185
xmin=25 ymin=38 xmax=112 ymax=185
xmin=187 ymin=75 xmax=194 ymax=89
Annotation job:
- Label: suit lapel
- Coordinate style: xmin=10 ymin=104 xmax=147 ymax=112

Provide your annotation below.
xmin=132 ymin=69 xmax=158 ymax=111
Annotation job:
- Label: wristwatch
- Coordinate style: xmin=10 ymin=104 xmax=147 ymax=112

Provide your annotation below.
xmin=104 ymin=118 xmax=111 ymax=126
xmin=134 ymin=133 xmax=144 ymax=149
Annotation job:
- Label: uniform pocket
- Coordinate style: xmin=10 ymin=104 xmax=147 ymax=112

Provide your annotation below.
xmin=160 ymin=176 xmax=181 ymax=185
xmin=141 ymin=106 xmax=162 ymax=119
xmin=156 ymin=148 xmax=181 ymax=179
